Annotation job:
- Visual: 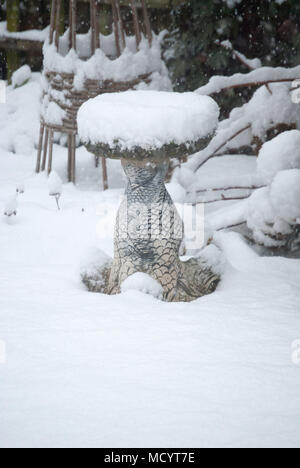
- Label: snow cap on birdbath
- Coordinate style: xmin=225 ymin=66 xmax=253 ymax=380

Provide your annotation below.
xmin=77 ymin=91 xmax=219 ymax=161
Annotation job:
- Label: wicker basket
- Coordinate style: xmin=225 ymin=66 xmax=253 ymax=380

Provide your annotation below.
xmin=36 ymin=0 xmax=154 ymax=187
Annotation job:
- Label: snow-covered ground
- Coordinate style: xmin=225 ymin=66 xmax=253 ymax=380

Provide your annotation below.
xmin=0 ymin=77 xmax=300 ymax=448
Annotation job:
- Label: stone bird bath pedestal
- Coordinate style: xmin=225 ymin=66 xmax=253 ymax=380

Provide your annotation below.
xmin=78 ymin=91 xmax=221 ymax=302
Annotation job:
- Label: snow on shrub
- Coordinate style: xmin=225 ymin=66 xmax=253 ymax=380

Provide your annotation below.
xmin=4 ymin=195 xmax=18 ymax=218
xmin=187 ymin=83 xmax=300 ymax=175
xmin=246 ymin=170 xmax=300 ymax=248
xmin=0 ymin=75 xmax=40 ymax=155
xmin=11 ymin=65 xmax=32 ymax=89
xmin=121 ymin=273 xmax=163 ymax=300
xmin=81 ymin=248 xmax=112 ymax=293
xmin=16 ymin=182 xmax=25 ymax=195
xmin=217 ymin=83 xmax=300 ymax=152
xmin=270 ymin=170 xmax=300 ymax=224
xmin=48 ymin=172 xmax=63 ymax=210
xmin=257 ymin=130 xmax=300 ymax=183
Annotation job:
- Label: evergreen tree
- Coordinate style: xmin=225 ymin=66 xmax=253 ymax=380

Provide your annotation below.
xmin=167 ymin=0 xmax=300 ymax=113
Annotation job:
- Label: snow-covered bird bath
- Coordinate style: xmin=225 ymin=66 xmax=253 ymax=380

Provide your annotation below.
xmin=78 ymin=91 xmax=221 ymax=301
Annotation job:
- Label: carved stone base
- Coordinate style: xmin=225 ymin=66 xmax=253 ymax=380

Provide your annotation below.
xmin=82 ymin=159 xmax=220 ymax=302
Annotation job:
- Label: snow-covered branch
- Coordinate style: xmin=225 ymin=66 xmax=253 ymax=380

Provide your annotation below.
xmin=196 ymin=65 xmax=300 ymax=96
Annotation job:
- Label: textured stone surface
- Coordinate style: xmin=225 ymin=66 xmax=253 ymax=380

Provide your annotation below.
xmin=82 ymin=158 xmax=220 ymax=302
xmin=86 ymin=136 xmax=213 ymax=164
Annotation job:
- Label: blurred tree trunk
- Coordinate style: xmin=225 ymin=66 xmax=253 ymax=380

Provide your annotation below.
xmin=6 ymin=0 xmax=20 ymax=83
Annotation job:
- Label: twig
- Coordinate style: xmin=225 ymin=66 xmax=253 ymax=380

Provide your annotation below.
xmin=219 ymin=41 xmax=272 ymax=95
xmin=197 ymin=194 xmax=251 ymax=204
xmin=194 ymin=124 xmax=251 ymax=172
xmin=208 ymin=78 xmax=296 ymax=95
xmin=216 ymin=222 xmax=246 ymax=232
xmin=193 ymin=185 xmax=266 ymax=194
xmin=55 ymin=194 xmax=61 ymax=211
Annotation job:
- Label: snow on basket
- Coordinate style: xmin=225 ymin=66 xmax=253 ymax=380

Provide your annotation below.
xmin=77 ymin=91 xmax=219 ymax=161
xmin=35 ymin=0 xmax=171 ymax=184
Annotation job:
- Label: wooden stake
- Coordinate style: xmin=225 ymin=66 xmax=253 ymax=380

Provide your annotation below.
xmin=71 ymin=0 xmax=77 ymax=51
xmin=141 ymin=0 xmax=152 ymax=47
xmin=95 ymin=0 xmax=100 ymax=49
xmin=41 ymin=128 xmax=49 ymax=172
xmin=36 ymin=123 xmax=45 ymax=173
xmin=48 ymin=130 xmax=54 ymax=175
xmin=55 ymin=0 xmax=62 ymax=48
xmin=68 ymin=134 xmax=72 ymax=182
xmin=102 ymin=157 xmax=108 ymax=191
xmin=112 ymin=0 xmax=121 ymax=57
xmin=90 ymin=0 xmax=96 ymax=53
xmin=116 ymin=0 xmax=126 ymax=50
xmin=49 ymin=0 xmax=57 ymax=44
xmin=69 ymin=0 xmax=72 ymax=50
xmin=130 ymin=0 xmax=141 ymax=48
xmin=71 ymin=134 xmax=76 ymax=184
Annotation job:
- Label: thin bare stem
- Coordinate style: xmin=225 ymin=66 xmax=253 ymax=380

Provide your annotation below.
xmin=216 ymin=222 xmax=246 ymax=231
xmin=219 ymin=41 xmax=272 ymax=95
xmin=193 ymin=185 xmax=266 ymax=194
xmin=55 ymin=194 xmax=61 ymax=211
xmin=194 ymin=124 xmax=251 ymax=172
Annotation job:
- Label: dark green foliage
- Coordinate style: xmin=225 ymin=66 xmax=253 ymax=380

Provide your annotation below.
xmin=167 ymin=0 xmax=300 ymax=113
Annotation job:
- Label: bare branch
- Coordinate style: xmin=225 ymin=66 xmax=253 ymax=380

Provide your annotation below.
xmin=193 ymin=124 xmax=251 ymax=172
xmin=216 ymin=222 xmax=246 ymax=231
xmin=193 ymin=185 xmax=266 ymax=194
xmin=197 ymin=194 xmax=252 ymax=204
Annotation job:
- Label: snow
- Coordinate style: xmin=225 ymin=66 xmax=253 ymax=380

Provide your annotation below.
xmin=11 ymin=65 xmax=32 ymax=89
xmin=0 ymin=74 xmax=41 ymax=155
xmin=220 ymin=40 xmax=262 ymax=70
xmin=0 ymin=21 xmax=48 ymax=42
xmin=223 ymin=0 xmax=242 ymax=7
xmin=187 ymin=83 xmax=300 ymax=173
xmin=3 ymin=195 xmax=17 ymax=217
xmin=43 ymin=33 xmax=172 ymax=90
xmin=257 ymin=130 xmax=300 ymax=183
xmin=246 ymin=170 xmax=300 ymax=248
xmin=77 ymin=91 xmax=220 ymax=151
xmin=246 ymin=187 xmax=281 ymax=248
xmin=48 ymin=171 xmax=63 ymax=196
xmin=121 ymin=273 xmax=164 ymax=300
xmin=16 ymin=182 xmax=25 ymax=195
xmin=0 ymin=74 xmax=300 ymax=448
xmin=270 ymin=170 xmax=300 ymax=224
xmin=41 ymin=32 xmax=172 ymax=127
xmin=196 ymin=65 xmax=300 ymax=96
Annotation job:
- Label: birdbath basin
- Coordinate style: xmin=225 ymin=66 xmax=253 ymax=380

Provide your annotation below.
xmin=78 ymin=91 xmax=220 ymax=302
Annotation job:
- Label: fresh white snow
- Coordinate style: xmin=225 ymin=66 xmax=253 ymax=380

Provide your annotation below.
xmin=77 ymin=91 xmax=220 ymax=150
xmin=188 ymin=83 xmax=300 ymax=173
xmin=11 ymin=65 xmax=32 ymax=89
xmin=196 ymin=65 xmax=300 ymax=96
xmin=0 ymin=75 xmax=299 ymax=449
xmin=121 ymin=273 xmax=164 ymax=300
xmin=257 ymin=130 xmax=300 ymax=183
xmin=43 ymin=32 xmax=171 ymax=90
xmin=0 ymin=21 xmax=48 ymax=42
xmin=48 ymin=171 xmax=63 ymax=197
